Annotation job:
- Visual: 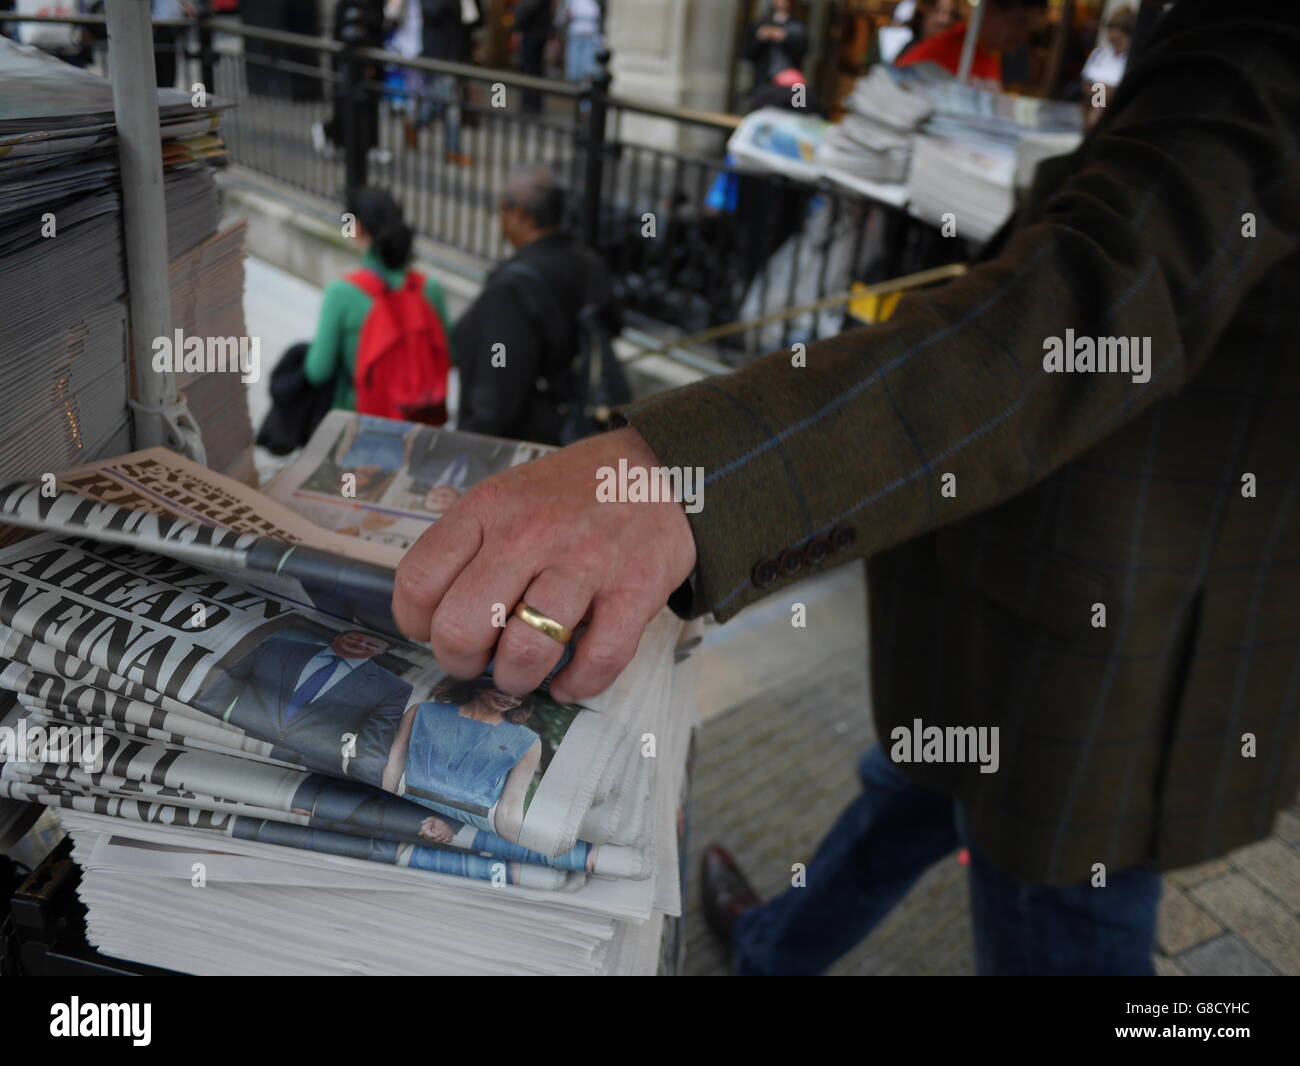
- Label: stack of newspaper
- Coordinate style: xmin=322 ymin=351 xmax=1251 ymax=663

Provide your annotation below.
xmin=168 ymin=217 xmax=258 ymax=485
xmin=817 ymin=66 xmax=933 ymax=185
xmin=0 ymin=39 xmax=131 ymax=478
xmin=899 ymin=62 xmax=1082 ymax=242
xmin=908 ymin=132 xmax=1019 ymax=242
xmin=157 ymin=95 xmax=250 ymax=484
xmin=0 ymin=36 xmax=237 ymax=481
xmin=0 ymin=416 xmax=698 ymax=974
xmin=163 ymin=167 xmax=224 ymax=259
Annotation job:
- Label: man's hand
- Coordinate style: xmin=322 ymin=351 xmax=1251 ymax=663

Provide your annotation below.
xmin=392 ymin=427 xmax=698 ymax=703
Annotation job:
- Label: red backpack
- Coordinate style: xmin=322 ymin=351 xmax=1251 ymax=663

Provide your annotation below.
xmin=347 ymin=268 xmax=451 ymax=425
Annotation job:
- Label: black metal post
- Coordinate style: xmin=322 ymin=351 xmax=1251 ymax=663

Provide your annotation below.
xmin=581 ymin=47 xmax=611 ymax=249
xmin=341 ymin=38 xmax=368 ymax=194
xmin=196 ymin=5 xmax=215 ymax=97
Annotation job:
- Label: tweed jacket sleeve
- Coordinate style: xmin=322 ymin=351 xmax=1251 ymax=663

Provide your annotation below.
xmin=619 ymin=1 xmax=1300 ymax=623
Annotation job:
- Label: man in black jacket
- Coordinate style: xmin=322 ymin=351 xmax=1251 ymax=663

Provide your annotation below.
xmin=199 ymin=630 xmax=412 ymax=786
xmin=420 ymin=0 xmax=481 ymax=162
xmin=515 ymin=0 xmax=553 ymax=114
xmin=314 ymin=0 xmax=386 ymax=159
xmin=453 ymin=165 xmax=619 ymax=446
xmin=743 ymin=0 xmax=809 ymax=88
xmin=420 ymin=0 xmax=478 ymax=62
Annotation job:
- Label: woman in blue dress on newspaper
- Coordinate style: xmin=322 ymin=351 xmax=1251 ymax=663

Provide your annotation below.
xmin=382 ymin=676 xmax=542 ymax=844
xmin=398 ymin=812 xmax=597 ymax=884
xmin=236 ymin=815 xmax=593 ymax=885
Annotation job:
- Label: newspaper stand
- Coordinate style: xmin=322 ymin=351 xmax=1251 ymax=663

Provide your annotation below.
xmin=1 ymin=6 xmax=696 ymax=977
xmin=0 ymin=2 xmax=202 ymax=972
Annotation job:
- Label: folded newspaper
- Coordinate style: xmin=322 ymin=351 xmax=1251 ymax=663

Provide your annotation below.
xmin=0 ymin=414 xmax=698 ymax=974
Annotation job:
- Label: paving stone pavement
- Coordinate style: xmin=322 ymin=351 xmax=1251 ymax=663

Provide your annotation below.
xmin=682 ymin=585 xmax=1300 ymax=976
xmin=682 ymin=650 xmax=975 ymax=976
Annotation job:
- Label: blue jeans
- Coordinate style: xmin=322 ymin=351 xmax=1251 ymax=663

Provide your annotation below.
xmin=425 ymin=74 xmax=461 ymax=154
xmin=565 ymin=34 xmax=600 ymax=83
xmin=731 ymin=746 xmax=1161 ymax=976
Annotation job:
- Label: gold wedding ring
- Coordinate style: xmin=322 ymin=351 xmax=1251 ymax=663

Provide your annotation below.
xmin=513 ymin=602 xmax=573 ymax=645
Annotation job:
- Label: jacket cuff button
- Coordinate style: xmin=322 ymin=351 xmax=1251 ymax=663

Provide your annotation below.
xmin=778 ymin=548 xmax=803 ymax=576
xmin=830 ymin=524 xmax=856 ymax=553
xmin=751 ymin=558 xmax=778 ymax=589
xmin=803 ymin=536 xmax=829 ymax=566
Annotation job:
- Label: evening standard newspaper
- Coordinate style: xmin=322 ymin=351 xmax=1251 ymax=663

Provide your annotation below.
xmin=51 ymin=443 xmax=404 ymax=568
xmin=262 ymin=410 xmax=551 ymax=553
xmin=0 ymin=699 xmax=609 ymax=890
xmin=0 ymin=430 xmax=677 ymax=887
xmin=0 ymin=531 xmax=644 ymax=866
xmin=0 ymin=661 xmax=643 ymax=881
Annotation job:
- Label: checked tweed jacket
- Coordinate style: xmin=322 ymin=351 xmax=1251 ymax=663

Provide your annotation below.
xmin=621 ymin=0 xmax=1300 ymax=885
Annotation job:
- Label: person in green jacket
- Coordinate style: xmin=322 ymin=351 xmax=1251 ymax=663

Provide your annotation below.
xmin=304 ymin=186 xmax=455 ymax=411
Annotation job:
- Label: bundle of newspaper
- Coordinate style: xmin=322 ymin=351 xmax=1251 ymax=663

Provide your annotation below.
xmin=907 ymin=132 xmax=1018 ymax=243
xmin=0 ymin=416 xmax=698 ymax=974
xmin=0 ymin=36 xmax=238 ymax=483
xmin=898 ymin=62 xmax=1082 ymax=242
xmin=817 ymin=65 xmax=933 ymax=185
xmin=168 ymin=217 xmax=258 ymax=485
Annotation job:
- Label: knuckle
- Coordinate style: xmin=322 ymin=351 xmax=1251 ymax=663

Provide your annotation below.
xmin=430 ymin=614 xmax=482 ymax=659
xmin=501 ymin=627 xmax=555 ymax=672
xmin=462 ymin=476 xmax=506 ymax=517
xmin=582 ymin=640 xmax=630 ymax=678
xmin=393 ymin=564 xmax=435 ymax=605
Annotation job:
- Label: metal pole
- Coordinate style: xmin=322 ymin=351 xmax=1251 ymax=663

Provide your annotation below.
xmin=1040 ymin=0 xmax=1074 ymax=96
xmin=956 ymin=0 xmax=989 ymax=84
xmin=342 ymin=37 xmax=369 ymax=194
xmin=806 ymin=0 xmax=830 ymax=98
xmin=106 ymin=0 xmax=203 ymax=459
xmin=581 ymin=47 xmax=611 ymax=248
xmin=197 ymin=3 xmax=216 ymax=97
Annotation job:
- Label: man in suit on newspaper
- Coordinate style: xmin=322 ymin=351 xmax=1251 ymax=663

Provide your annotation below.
xmin=200 ymin=630 xmax=412 ymax=786
xmin=391 ymin=0 xmax=1300 ymax=975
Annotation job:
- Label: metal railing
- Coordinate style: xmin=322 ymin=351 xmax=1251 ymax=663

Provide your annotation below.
xmin=213 ymin=23 xmax=594 ymax=268
xmin=3 ymin=11 xmax=965 ymax=359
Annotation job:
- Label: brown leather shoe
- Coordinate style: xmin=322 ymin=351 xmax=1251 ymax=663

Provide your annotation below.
xmin=700 ymin=844 xmax=762 ymax=947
